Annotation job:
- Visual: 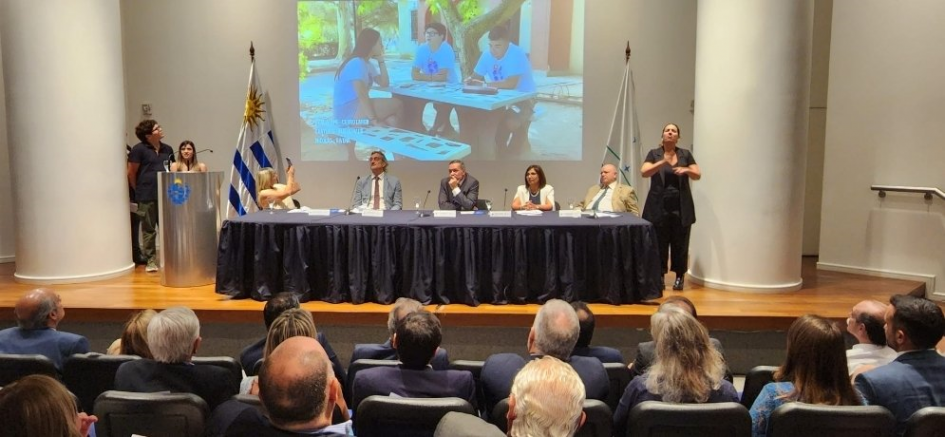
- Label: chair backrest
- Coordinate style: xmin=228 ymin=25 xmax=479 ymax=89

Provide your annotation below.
xmin=476 ymin=199 xmax=490 ymax=210
xmin=191 ymin=356 xmax=242 ymax=392
xmin=449 ymin=360 xmax=485 ymax=414
xmin=346 ymin=358 xmax=401 ymax=406
xmin=62 ymin=353 xmax=139 ymax=413
xmin=93 ymin=390 xmax=209 ymax=437
xmin=904 ymin=406 xmax=945 ymax=437
xmin=603 ymin=362 xmax=631 ymax=411
xmin=768 ymin=402 xmax=895 ymax=437
xmin=354 ymin=395 xmax=476 ymax=437
xmin=490 ymin=397 xmax=612 ymax=437
xmin=740 ymin=365 xmax=778 ymax=408
xmin=627 ymin=401 xmax=751 ymax=437
xmin=0 ymin=353 xmax=58 ymax=386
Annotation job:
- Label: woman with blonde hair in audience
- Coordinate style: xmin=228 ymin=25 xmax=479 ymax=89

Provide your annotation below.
xmin=749 ymin=314 xmax=862 ymax=437
xmin=241 ymin=307 xmax=317 ymax=394
xmin=0 ymin=374 xmax=98 ymax=437
xmin=107 ymin=309 xmax=157 ymax=358
xmin=613 ymin=306 xmax=738 ymax=436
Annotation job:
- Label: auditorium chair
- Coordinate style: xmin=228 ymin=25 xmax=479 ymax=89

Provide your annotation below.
xmin=93 ymin=390 xmax=208 ymax=437
xmin=345 ymin=358 xmax=400 ymax=408
xmin=740 ymin=365 xmax=778 ymax=408
xmin=490 ymin=397 xmax=613 ymax=437
xmin=449 ymin=360 xmax=485 ymax=413
xmin=354 ymin=395 xmax=476 ymax=437
xmin=62 ymin=352 xmax=139 ymax=413
xmin=626 ymin=401 xmax=751 ymax=437
xmin=904 ymin=406 xmax=945 ymax=437
xmin=191 ymin=356 xmax=242 ymax=393
xmin=0 ymin=353 xmax=57 ymax=386
xmin=603 ymin=362 xmax=632 ymax=411
xmin=767 ymin=402 xmax=895 ymax=437
xmin=476 ymin=199 xmax=491 ymax=210
xmin=232 ymin=393 xmax=262 ymax=407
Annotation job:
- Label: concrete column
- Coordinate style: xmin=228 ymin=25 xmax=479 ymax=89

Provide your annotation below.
xmin=0 ymin=0 xmax=132 ymax=283
xmin=688 ymin=0 xmax=814 ymax=292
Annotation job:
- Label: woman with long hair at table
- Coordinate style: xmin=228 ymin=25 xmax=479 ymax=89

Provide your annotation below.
xmin=748 ymin=315 xmax=862 ymax=437
xmin=511 ymin=164 xmax=555 ymax=211
xmin=333 ymin=28 xmax=401 ymax=127
xmin=641 ymin=123 xmax=701 ymax=290
xmin=257 ymin=165 xmax=300 ymax=210
xmin=169 ymin=140 xmax=207 ymax=172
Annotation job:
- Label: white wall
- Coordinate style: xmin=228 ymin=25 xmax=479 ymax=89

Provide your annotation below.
xmin=819 ymin=0 xmax=945 ymax=298
xmin=0 ymin=33 xmax=15 ymax=263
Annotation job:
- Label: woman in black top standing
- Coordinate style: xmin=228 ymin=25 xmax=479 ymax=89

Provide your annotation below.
xmin=641 ymin=123 xmax=701 ymax=290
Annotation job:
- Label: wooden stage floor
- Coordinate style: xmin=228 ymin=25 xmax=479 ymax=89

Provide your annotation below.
xmin=0 ymin=257 xmax=926 ymax=331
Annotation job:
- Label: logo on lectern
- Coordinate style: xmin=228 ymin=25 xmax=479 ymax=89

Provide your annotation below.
xmin=167 ymin=177 xmax=191 ymax=205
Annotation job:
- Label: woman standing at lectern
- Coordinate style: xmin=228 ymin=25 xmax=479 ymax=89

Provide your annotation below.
xmin=641 ymin=123 xmax=701 ymax=291
xmin=169 ymin=140 xmax=207 ymax=172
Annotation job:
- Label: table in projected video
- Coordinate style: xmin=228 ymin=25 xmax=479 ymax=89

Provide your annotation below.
xmin=216 ymin=210 xmax=663 ymax=305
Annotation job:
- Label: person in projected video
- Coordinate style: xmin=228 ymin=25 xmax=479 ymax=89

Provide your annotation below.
xmin=411 ymin=22 xmax=460 ymax=139
xmin=466 ymin=26 xmax=536 ymax=155
xmin=333 ymin=28 xmax=402 ymax=128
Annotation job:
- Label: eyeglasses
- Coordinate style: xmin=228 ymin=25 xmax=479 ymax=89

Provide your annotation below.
xmin=424 ymin=31 xmax=440 ymax=37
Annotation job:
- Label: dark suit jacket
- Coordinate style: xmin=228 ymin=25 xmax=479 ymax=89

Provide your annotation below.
xmin=351 ymin=172 xmax=403 ymax=210
xmin=480 ymin=353 xmax=609 ymax=413
xmin=641 ymin=146 xmax=697 ymax=226
xmin=630 ymin=338 xmax=732 ymax=382
xmin=114 ymin=359 xmax=238 ymax=410
xmin=207 ymin=400 xmax=348 ymax=437
xmin=240 ymin=332 xmax=347 ymax=383
xmin=349 ymin=339 xmax=450 ymax=370
xmin=435 ymin=411 xmax=505 ymax=437
xmin=572 ymin=345 xmax=625 ymax=364
xmin=855 ymin=349 xmax=945 ymax=435
xmin=0 ymin=327 xmax=89 ymax=370
xmin=437 ymin=174 xmax=479 ymax=211
xmin=351 ymin=365 xmax=477 ymax=412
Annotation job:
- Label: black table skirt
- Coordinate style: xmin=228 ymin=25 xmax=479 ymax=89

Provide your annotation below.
xmin=216 ymin=210 xmax=663 ymax=305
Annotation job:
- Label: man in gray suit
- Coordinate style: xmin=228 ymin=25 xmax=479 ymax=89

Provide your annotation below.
xmin=437 ymin=159 xmax=479 ymax=211
xmin=854 ymin=294 xmax=945 ymax=435
xmin=351 ymin=151 xmax=402 ymax=210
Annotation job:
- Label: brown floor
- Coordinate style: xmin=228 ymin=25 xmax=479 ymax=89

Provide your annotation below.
xmin=0 ymin=257 xmax=925 ymax=330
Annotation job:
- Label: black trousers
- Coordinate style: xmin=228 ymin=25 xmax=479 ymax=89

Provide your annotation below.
xmin=654 ymin=211 xmax=691 ymax=276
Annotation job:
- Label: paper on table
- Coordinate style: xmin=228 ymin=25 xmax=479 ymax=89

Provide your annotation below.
xmin=515 ymin=210 xmax=543 ymax=216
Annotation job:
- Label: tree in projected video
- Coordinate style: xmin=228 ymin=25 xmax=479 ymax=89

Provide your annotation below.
xmin=428 ymin=0 xmax=527 ymax=77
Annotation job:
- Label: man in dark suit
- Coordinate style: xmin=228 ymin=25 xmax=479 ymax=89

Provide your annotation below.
xmin=570 ymin=301 xmax=624 ymax=364
xmin=207 ymin=336 xmax=348 ymax=437
xmin=0 ymin=288 xmax=89 ymax=371
xmin=239 ymin=292 xmax=345 ymax=382
xmin=114 ymin=307 xmax=238 ymax=410
xmin=437 ymin=159 xmax=479 ymax=210
xmin=350 ymin=150 xmax=403 ymax=210
xmin=351 ymin=311 xmax=476 ymax=412
xmin=855 ymin=294 xmax=945 ymax=436
xmin=480 ymin=299 xmax=608 ymax=413
xmin=628 ymin=296 xmax=732 ymax=382
xmin=350 ymin=297 xmax=449 ymax=369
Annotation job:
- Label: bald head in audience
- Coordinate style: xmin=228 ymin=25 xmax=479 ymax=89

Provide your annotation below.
xmin=847 ymin=300 xmax=888 ymax=346
xmin=508 ymin=356 xmax=586 ymax=437
xmin=258 ymin=336 xmax=342 ymax=431
xmin=528 ymin=299 xmax=580 ymax=359
xmin=14 ymin=288 xmax=65 ymax=330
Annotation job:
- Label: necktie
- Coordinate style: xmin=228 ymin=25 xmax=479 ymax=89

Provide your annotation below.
xmin=373 ymin=177 xmax=380 ymax=210
xmin=590 ymin=186 xmax=609 ymax=211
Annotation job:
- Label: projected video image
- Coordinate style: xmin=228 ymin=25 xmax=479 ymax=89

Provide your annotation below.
xmin=298 ymin=0 xmax=584 ymax=162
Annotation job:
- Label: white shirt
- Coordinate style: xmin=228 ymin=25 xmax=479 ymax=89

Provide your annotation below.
xmin=590 ymin=182 xmax=618 ymax=212
xmin=846 ymin=343 xmax=898 ymax=374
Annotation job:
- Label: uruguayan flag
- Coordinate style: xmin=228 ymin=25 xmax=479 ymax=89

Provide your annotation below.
xmin=227 ymin=57 xmax=281 ymax=218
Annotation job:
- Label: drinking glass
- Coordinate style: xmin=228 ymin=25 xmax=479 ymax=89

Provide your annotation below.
xmin=567 ymin=198 xmax=574 ymax=209
xmin=485 ymin=200 xmax=493 ymax=212
xmin=268 ymin=201 xmax=275 ymax=214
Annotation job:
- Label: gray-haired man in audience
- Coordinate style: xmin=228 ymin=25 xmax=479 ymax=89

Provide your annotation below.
xmin=845 ymin=299 xmax=897 ymax=376
xmin=349 ymin=297 xmax=449 ymax=369
xmin=0 ymin=288 xmax=89 ymax=370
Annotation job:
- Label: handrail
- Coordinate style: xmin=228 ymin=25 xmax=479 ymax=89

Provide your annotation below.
xmin=871 ymin=185 xmax=945 ymax=201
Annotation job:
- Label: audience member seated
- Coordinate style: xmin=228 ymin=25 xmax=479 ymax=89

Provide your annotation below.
xmin=570 ymin=301 xmax=624 ymax=363
xmin=629 ymin=296 xmax=729 ymax=380
xmin=750 ymin=314 xmax=863 ymax=437
xmin=107 ymin=309 xmax=157 ymax=358
xmin=0 ymin=374 xmax=98 ymax=437
xmin=239 ymin=292 xmax=345 ymax=381
xmin=114 ymin=306 xmax=238 ymax=410
xmin=0 ymin=288 xmax=90 ymax=370
xmin=351 ymin=311 xmax=476 ymax=412
xmin=614 ymin=306 xmax=738 ymax=437
xmin=241 ymin=308 xmax=320 ymax=396
xmin=350 ymin=297 xmax=449 ymax=369
xmin=481 ymin=299 xmax=608 ymax=413
xmin=854 ymin=295 xmax=945 ymax=436
xmin=207 ymin=336 xmax=349 ymax=437
xmin=845 ymin=300 xmax=897 ymax=376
